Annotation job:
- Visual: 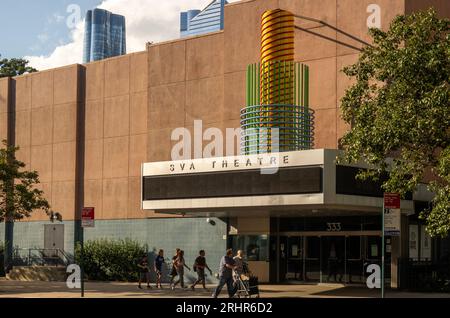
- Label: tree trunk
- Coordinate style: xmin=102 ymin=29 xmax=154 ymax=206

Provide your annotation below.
xmin=4 ymin=218 xmax=14 ymax=272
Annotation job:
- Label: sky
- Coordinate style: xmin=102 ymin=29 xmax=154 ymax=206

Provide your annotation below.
xmin=0 ymin=0 xmax=238 ymax=70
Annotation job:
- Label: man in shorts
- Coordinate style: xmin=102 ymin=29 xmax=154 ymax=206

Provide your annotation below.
xmin=138 ymin=254 xmax=151 ymax=289
xmin=154 ymin=249 xmax=165 ymax=289
xmin=190 ymin=250 xmax=213 ymax=290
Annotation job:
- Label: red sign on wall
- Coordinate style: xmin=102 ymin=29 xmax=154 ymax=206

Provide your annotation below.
xmin=384 ymin=193 xmax=400 ymax=209
xmin=82 ymin=207 xmax=95 ymax=228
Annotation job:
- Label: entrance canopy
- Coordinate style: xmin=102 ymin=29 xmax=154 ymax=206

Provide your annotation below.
xmin=141 ymin=150 xmax=427 ymax=217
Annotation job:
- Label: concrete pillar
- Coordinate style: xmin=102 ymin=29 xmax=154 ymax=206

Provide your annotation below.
xmin=73 ymin=65 xmax=86 ymax=249
xmin=4 ymin=77 xmax=15 ymax=272
xmin=390 ymin=214 xmax=409 ymax=288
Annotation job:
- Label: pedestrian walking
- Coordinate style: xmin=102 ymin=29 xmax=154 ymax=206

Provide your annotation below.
xmin=190 ymin=250 xmax=213 ymax=290
xmin=154 ymin=249 xmax=165 ymax=289
xmin=137 ymin=254 xmax=151 ymax=289
xmin=233 ymin=250 xmax=245 ymax=277
xmin=170 ymin=248 xmax=181 ymax=286
xmin=212 ymin=249 xmax=237 ymax=298
xmin=172 ymin=250 xmax=191 ymax=290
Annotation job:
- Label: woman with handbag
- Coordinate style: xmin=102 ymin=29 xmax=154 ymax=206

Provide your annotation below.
xmin=172 ymin=250 xmax=191 ymax=290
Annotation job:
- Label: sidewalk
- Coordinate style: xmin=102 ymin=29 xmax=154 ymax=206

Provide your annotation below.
xmin=1 ymin=280 xmax=449 ymax=298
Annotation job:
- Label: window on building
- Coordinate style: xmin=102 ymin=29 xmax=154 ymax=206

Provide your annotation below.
xmin=367 ymin=236 xmax=381 ymax=259
xmin=305 ymin=237 xmax=320 ymax=259
xmin=230 ymin=235 xmax=269 ymax=262
xmin=409 ymin=224 xmax=433 ymax=261
xmin=409 ymin=224 xmax=419 ymax=260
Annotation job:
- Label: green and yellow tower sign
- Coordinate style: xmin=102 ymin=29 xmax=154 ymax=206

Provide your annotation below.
xmin=240 ymin=9 xmax=315 ymax=155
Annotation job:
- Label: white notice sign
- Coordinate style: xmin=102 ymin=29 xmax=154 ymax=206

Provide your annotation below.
xmin=384 ymin=208 xmax=401 ymax=236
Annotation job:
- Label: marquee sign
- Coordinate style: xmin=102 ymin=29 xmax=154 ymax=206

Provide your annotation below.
xmin=142 ymin=149 xmax=326 ymax=177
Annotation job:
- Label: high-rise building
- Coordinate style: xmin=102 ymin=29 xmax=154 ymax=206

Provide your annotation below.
xmin=180 ymin=0 xmax=227 ymax=37
xmin=83 ymin=8 xmax=126 ymax=63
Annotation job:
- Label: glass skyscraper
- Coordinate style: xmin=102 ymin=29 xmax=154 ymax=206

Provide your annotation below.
xmin=83 ymin=8 xmax=126 ymax=63
xmin=180 ymin=0 xmax=227 ymax=38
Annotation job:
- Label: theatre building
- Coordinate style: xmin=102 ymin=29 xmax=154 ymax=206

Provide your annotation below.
xmin=1 ymin=0 xmax=449 ymax=289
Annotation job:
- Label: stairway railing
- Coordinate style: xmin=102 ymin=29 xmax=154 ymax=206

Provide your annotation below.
xmin=12 ymin=248 xmax=73 ymax=267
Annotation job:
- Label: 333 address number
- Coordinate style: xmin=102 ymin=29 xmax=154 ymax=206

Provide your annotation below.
xmin=326 ymin=223 xmax=342 ymax=232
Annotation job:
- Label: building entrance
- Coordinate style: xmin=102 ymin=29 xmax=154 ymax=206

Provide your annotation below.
xmin=278 ymin=233 xmax=384 ymax=284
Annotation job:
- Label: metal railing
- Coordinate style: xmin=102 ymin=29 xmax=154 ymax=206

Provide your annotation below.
xmin=240 ymin=104 xmax=315 ymax=155
xmin=398 ymin=258 xmax=450 ymax=292
xmin=12 ymin=248 xmax=73 ymax=267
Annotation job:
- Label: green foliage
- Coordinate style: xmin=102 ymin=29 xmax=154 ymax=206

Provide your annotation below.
xmin=0 ymin=55 xmax=37 ymax=78
xmin=339 ymin=9 xmax=450 ymax=237
xmin=0 ymin=140 xmax=50 ymax=222
xmin=75 ymin=239 xmax=148 ymax=282
xmin=422 ymin=147 xmax=450 ymax=237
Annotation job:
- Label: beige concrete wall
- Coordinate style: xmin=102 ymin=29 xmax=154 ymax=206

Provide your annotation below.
xmin=11 ymin=65 xmax=81 ymax=222
xmin=291 ymin=0 xmax=406 ymax=149
xmin=84 ymin=52 xmax=148 ymax=221
xmin=237 ymin=217 xmax=270 ymax=234
xmin=6 ymin=53 xmax=149 ymax=222
xmin=405 ymin=0 xmax=450 ymax=16
xmin=248 ymin=261 xmax=270 ymax=283
xmin=147 ymin=32 xmax=228 ymax=163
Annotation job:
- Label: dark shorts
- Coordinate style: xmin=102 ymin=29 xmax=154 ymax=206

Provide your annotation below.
xmin=197 ymin=268 xmax=205 ymax=280
xmin=140 ymin=272 xmax=149 ymax=279
xmin=171 ymin=267 xmax=177 ymax=276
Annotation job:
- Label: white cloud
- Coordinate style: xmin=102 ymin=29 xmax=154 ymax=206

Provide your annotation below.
xmin=25 ymin=19 xmax=85 ymax=71
xmin=25 ymin=0 xmax=238 ymax=71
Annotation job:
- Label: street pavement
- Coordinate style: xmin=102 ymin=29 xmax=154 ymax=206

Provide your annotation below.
xmin=0 ymin=279 xmax=449 ymax=298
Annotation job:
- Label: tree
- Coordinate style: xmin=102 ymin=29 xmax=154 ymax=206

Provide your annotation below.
xmin=339 ymin=9 xmax=449 ymax=237
xmin=0 ymin=55 xmax=37 ymax=78
xmin=0 ymin=140 xmax=51 ymax=268
xmin=0 ymin=141 xmax=50 ymax=222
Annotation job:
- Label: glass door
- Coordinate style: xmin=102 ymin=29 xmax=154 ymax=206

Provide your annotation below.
xmin=278 ymin=236 xmax=288 ymax=281
xmin=286 ymin=237 xmax=304 ymax=281
xmin=305 ymin=236 xmax=321 ymax=282
xmin=276 ymin=234 xmax=383 ymax=284
xmin=321 ymin=236 xmax=345 ymax=283
xmin=346 ymin=236 xmax=364 ymax=283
